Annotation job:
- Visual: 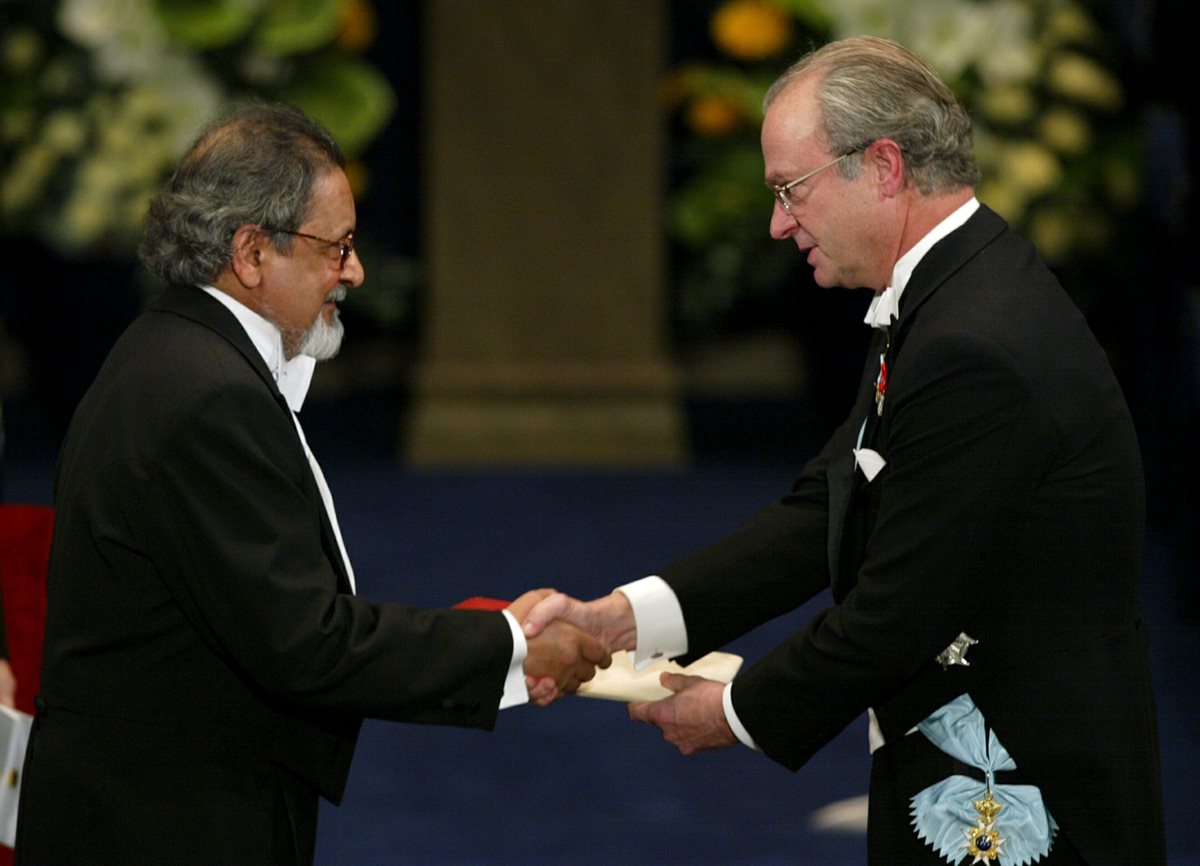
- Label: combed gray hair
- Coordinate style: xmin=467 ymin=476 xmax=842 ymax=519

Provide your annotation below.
xmin=764 ymin=36 xmax=979 ymax=194
xmin=139 ymin=101 xmax=344 ymax=286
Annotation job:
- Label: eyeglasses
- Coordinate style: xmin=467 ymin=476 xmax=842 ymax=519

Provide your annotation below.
xmin=767 ymin=152 xmax=853 ymax=213
xmin=264 ymin=227 xmax=355 ymax=270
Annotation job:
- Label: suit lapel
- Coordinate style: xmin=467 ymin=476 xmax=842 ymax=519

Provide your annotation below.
xmin=827 ymin=327 xmax=889 ymax=589
xmin=825 ymin=206 xmax=1008 ymax=595
xmin=150 ymin=285 xmax=354 ymax=594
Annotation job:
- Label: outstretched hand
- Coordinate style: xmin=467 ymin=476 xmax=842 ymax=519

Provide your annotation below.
xmin=627 ymin=673 xmax=735 ymax=754
xmin=522 ymin=591 xmax=638 ymax=652
xmin=518 ymin=591 xmax=638 ymax=706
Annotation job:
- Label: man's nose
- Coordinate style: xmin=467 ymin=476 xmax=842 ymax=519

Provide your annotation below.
xmin=342 ymin=248 xmax=365 ymax=286
xmin=769 ymin=202 xmax=799 ymax=240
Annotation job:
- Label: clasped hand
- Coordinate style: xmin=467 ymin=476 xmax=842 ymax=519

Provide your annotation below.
xmin=506 ymin=589 xmax=612 ymax=706
xmin=518 ymin=591 xmax=736 ymax=754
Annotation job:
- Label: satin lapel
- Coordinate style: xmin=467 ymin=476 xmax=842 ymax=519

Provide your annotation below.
xmin=294 ymin=411 xmax=355 ymax=595
xmin=150 ymin=285 xmax=353 ymax=593
xmin=827 ymin=327 xmax=889 ymax=587
xmin=826 ymin=206 xmax=1008 ymax=591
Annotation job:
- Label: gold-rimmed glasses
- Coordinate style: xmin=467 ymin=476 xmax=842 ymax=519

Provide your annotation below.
xmin=265 ymin=227 xmax=355 ymax=270
xmin=767 ymin=152 xmax=853 ymax=213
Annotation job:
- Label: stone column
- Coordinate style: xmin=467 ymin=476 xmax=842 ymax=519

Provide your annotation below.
xmin=405 ymin=0 xmax=686 ymax=465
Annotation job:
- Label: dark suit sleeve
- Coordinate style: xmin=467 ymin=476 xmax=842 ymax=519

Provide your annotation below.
xmin=138 ymin=377 xmax=513 ymax=726
xmin=660 ymin=417 xmax=851 ymax=657
xmin=706 ymin=332 xmax=1052 ymax=770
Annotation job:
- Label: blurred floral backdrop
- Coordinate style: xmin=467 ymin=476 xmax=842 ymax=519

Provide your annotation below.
xmin=0 ymin=0 xmax=395 ymax=261
xmin=665 ymin=0 xmax=1142 ymax=336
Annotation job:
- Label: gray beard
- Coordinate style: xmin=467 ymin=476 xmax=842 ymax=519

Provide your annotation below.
xmin=298 ymin=307 xmax=344 ymax=360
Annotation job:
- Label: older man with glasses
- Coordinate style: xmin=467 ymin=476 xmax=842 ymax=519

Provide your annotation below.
xmin=527 ymin=35 xmax=1165 ymax=865
xmin=15 ymin=101 xmax=609 ymax=865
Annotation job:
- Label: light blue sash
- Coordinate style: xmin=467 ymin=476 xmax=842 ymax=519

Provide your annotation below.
xmin=910 ymin=693 xmax=1057 ymax=864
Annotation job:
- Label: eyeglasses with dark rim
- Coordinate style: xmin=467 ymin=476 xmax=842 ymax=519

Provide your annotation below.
xmin=767 ymin=152 xmax=855 ymax=213
xmin=263 ymin=227 xmax=355 ymax=270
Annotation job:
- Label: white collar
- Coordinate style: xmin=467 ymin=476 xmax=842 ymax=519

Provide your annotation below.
xmin=200 ymin=286 xmax=316 ymax=412
xmin=864 ymin=197 xmax=980 ymax=330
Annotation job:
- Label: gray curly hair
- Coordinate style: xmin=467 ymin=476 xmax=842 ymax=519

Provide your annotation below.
xmin=139 ymin=101 xmax=344 ymax=286
xmin=764 ymin=36 xmax=979 ymax=194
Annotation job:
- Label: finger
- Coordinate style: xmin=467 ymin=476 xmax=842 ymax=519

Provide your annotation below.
xmin=526 ymin=675 xmax=558 ymax=705
xmin=522 ymin=592 xmax=573 ymax=639
xmin=581 ymin=635 xmax=612 ymax=668
xmin=659 ymin=672 xmax=697 ymax=694
xmin=506 ymin=587 xmax=557 ymax=622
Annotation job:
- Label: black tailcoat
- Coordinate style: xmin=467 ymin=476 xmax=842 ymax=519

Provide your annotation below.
xmin=661 ymin=207 xmax=1165 ymax=864
xmin=17 ymin=285 xmax=514 ymax=864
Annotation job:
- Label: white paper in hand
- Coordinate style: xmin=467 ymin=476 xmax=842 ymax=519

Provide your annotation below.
xmin=0 ymin=705 xmax=34 ymax=848
xmin=575 ymin=650 xmax=743 ymax=702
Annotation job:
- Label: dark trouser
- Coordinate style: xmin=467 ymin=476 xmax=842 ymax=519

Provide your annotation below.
xmin=867 ymin=730 xmax=1085 ymax=864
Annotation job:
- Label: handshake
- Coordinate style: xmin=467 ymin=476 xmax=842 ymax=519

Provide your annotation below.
xmin=504 ymin=589 xmax=739 ymax=756
xmin=506 ymin=589 xmax=635 ymax=706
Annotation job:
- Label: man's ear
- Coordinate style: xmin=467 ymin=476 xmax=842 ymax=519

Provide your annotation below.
xmin=865 ymin=139 xmax=906 ymax=198
xmin=230 ymin=224 xmax=267 ymax=288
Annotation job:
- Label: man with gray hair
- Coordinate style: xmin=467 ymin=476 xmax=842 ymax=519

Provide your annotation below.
xmin=16 ymin=101 xmax=608 ymax=864
xmin=527 ymin=36 xmax=1165 ymax=864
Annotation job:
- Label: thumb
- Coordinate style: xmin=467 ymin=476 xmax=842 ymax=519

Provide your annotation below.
xmin=522 ymin=592 xmax=572 ymax=639
xmin=659 ymin=672 xmax=697 ymax=694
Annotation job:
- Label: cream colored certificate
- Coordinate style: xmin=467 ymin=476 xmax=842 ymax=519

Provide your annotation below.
xmin=576 ymin=650 xmax=743 ymax=702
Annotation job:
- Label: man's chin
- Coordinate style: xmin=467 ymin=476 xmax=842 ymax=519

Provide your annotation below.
xmin=298 ymin=316 xmax=344 ymax=361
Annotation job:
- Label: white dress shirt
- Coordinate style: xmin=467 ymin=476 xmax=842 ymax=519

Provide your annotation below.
xmin=200 ymin=286 xmax=530 ymax=708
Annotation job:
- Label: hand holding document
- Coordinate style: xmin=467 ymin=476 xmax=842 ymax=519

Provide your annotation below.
xmin=576 ymin=650 xmax=742 ymax=702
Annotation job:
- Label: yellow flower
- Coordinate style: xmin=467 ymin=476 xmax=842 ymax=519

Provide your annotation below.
xmin=976 ymin=84 xmax=1036 ymax=126
xmin=1045 ymin=5 xmax=1098 ymax=47
xmin=710 ymin=0 xmax=791 ymax=61
xmin=59 ymin=191 xmax=111 ymax=250
xmin=1047 ymin=51 xmax=1122 ymax=111
xmin=43 ymin=109 xmax=89 ymax=156
xmin=336 ymin=0 xmax=377 ymax=52
xmin=1 ymin=145 xmax=58 ymax=216
xmin=1037 ymin=107 xmax=1091 ymax=155
xmin=686 ymin=95 xmax=742 ymax=137
xmin=1000 ymin=141 xmax=1061 ymax=196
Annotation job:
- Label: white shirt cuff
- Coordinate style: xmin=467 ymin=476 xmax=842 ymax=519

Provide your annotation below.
xmin=723 ymin=682 xmax=759 ymax=750
xmin=498 ymin=609 xmax=529 ymax=709
xmin=615 ymin=575 xmax=687 ymax=670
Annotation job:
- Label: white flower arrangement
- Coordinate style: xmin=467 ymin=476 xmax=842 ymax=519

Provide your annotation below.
xmin=0 ymin=0 xmax=395 ymax=259
xmin=666 ymin=0 xmax=1140 ymax=330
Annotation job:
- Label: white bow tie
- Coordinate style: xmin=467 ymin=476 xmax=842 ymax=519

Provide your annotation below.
xmin=864 ymin=285 xmax=900 ymax=330
xmin=276 ymin=354 xmax=317 ymax=412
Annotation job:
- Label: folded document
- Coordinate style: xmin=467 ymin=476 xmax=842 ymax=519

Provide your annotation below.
xmin=0 ymin=704 xmax=33 ymax=848
xmin=576 ymin=650 xmax=743 ymax=702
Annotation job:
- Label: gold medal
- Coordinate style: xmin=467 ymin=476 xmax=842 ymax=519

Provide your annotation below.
xmin=962 ymin=791 xmax=1006 ymax=863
